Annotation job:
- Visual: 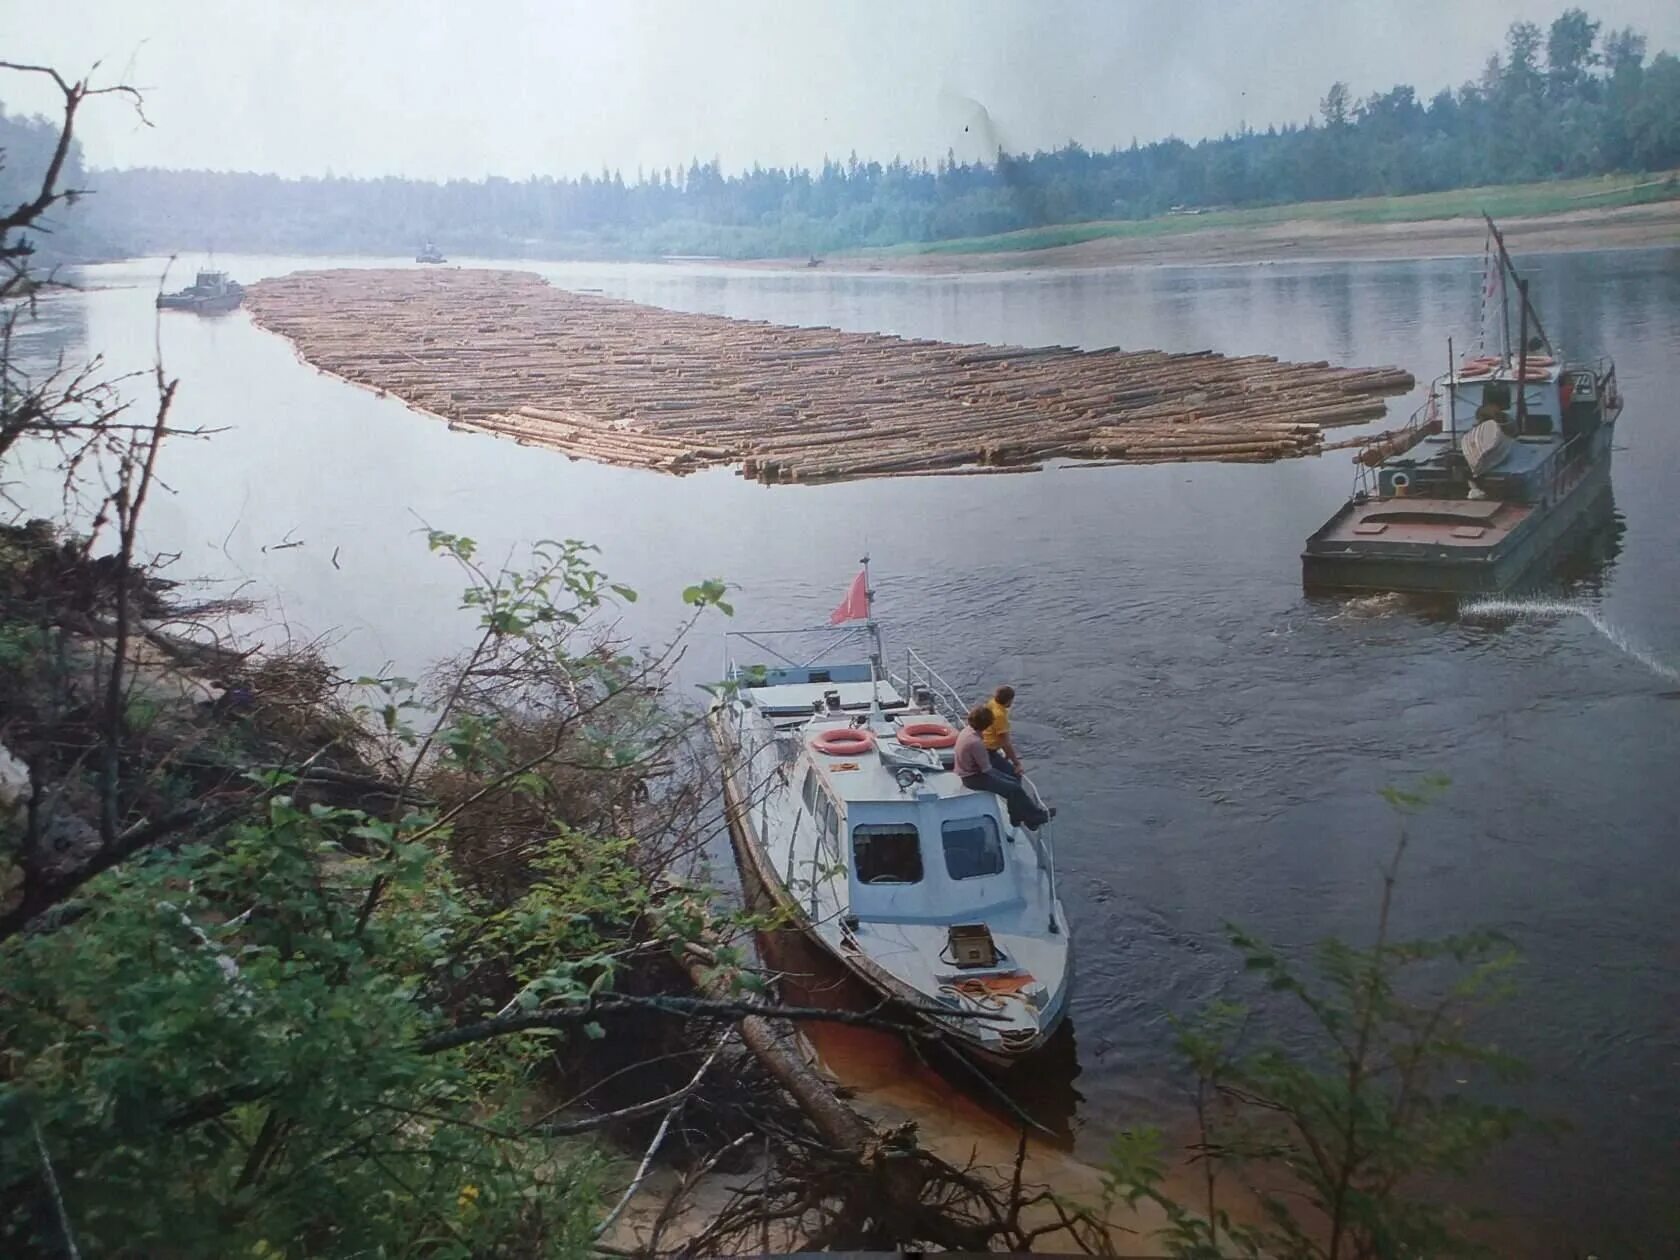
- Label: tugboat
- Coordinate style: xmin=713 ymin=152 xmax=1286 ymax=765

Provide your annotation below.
xmin=1302 ymin=217 xmax=1622 ymax=595
xmin=707 ymin=560 xmax=1072 ymax=1068
xmin=155 ymin=269 xmax=244 ymax=315
xmin=416 ymin=241 xmax=447 ymax=264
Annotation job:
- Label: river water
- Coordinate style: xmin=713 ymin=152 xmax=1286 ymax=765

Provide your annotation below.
xmin=11 ymin=246 xmax=1679 ymax=1252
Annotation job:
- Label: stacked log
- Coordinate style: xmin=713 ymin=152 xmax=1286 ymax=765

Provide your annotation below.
xmin=244 ymin=268 xmax=1414 ymax=483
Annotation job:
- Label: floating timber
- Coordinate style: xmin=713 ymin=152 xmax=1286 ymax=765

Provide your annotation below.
xmin=244 ymin=268 xmax=1414 ymax=484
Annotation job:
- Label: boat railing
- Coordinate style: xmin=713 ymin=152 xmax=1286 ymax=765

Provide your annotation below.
xmin=892 ymin=646 xmax=969 ymax=720
xmin=1350 ymin=387 xmax=1441 ymax=501
xmin=1530 ymin=429 xmax=1594 ymax=505
xmin=1595 ymin=357 xmax=1622 ymax=418
xmin=893 ymin=647 xmax=1062 ymax=934
xmin=722 ymin=623 xmax=879 ymax=685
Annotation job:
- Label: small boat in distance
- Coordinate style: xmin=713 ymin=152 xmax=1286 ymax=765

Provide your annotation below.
xmin=416 ymin=241 xmax=447 ymax=263
xmin=708 ymin=562 xmax=1072 ymax=1068
xmin=1302 ymin=217 xmax=1623 ymax=595
xmin=156 ymin=269 xmax=244 ymax=315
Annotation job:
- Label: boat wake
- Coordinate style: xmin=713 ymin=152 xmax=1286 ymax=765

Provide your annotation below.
xmin=1460 ymin=598 xmax=1680 ymax=686
xmin=1326 ymin=592 xmax=1410 ymax=621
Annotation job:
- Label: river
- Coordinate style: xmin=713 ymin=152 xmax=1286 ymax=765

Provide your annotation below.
xmin=11 ymin=245 xmax=1679 ymax=1252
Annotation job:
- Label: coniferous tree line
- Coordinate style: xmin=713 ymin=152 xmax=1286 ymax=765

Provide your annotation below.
xmin=4 ymin=9 xmax=1679 ymax=262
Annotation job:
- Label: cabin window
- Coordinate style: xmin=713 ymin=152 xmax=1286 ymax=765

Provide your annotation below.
xmin=941 ymin=816 xmax=1004 ymax=880
xmin=801 ymin=769 xmax=819 ymax=813
xmin=852 ymin=824 xmax=923 ymax=885
xmin=816 ymin=795 xmax=839 ymax=854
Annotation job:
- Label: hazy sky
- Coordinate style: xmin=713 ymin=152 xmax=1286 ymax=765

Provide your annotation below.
xmin=7 ymin=1 xmax=1679 ymax=181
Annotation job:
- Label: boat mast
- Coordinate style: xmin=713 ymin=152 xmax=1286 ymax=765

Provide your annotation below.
xmin=1497 ymin=232 xmax=1512 ymax=364
xmin=1516 ymin=280 xmax=1530 ymax=433
xmin=1447 ymin=336 xmax=1458 ymax=452
xmin=1482 ymin=214 xmax=1556 ymax=357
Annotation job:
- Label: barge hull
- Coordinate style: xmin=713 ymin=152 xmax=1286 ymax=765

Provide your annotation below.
xmin=1302 ymin=441 xmax=1612 ymax=596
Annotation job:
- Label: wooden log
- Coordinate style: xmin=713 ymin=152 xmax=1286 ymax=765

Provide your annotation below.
xmin=244 ymin=267 xmax=1414 ymax=484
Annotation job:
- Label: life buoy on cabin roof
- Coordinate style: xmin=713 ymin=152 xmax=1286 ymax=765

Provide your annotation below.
xmin=897 ymin=720 xmax=957 ymax=750
xmin=811 ymin=727 xmax=875 ymax=756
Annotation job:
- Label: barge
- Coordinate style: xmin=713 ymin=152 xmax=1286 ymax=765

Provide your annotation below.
xmin=1303 ymin=218 xmax=1623 ymax=595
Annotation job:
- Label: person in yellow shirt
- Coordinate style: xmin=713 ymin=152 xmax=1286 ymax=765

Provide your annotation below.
xmin=982 ymin=685 xmax=1024 ymax=777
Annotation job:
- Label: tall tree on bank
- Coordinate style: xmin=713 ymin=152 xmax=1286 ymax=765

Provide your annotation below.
xmin=37 ymin=8 xmax=1677 ymax=262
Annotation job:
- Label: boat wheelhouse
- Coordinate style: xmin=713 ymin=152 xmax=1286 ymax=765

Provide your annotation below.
xmin=1302 ymin=217 xmax=1623 ymax=595
xmin=708 ymin=569 xmax=1071 ymax=1067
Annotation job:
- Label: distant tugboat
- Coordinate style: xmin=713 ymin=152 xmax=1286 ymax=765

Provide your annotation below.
xmin=156 ymin=269 xmax=244 ymax=315
xmin=1302 ymin=217 xmax=1623 ymax=595
xmin=416 ymin=241 xmax=446 ymax=264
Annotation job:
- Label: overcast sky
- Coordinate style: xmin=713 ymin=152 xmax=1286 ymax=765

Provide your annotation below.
xmin=7 ymin=1 xmax=1679 ymax=181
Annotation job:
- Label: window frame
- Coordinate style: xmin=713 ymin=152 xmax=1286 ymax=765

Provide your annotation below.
xmin=850 ymin=822 xmax=925 ymax=886
xmin=939 ymin=814 xmax=1005 ymax=881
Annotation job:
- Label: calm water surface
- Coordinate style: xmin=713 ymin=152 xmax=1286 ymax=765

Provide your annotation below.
xmin=12 ymin=247 xmax=1679 ymax=1252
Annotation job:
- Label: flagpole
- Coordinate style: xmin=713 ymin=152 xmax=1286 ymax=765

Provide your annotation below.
xmin=861 ymin=553 xmax=883 ymax=715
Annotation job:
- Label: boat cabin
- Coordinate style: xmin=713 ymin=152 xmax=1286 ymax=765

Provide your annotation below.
xmin=1372 ymin=357 xmax=1616 ymax=502
xmin=1443 ymin=360 xmax=1606 ymax=444
xmin=795 ymin=720 xmax=1019 ymax=926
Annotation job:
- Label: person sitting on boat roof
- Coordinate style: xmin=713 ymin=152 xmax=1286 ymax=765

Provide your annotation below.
xmin=955 ymin=705 xmax=1051 ymax=831
xmin=983 ymin=684 xmax=1025 ymax=777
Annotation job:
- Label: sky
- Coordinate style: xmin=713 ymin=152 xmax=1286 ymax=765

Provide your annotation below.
xmin=6 ymin=0 xmax=1680 ymax=181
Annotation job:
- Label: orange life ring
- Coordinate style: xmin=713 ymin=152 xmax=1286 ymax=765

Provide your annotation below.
xmin=1518 ymin=364 xmax=1552 ymax=380
xmin=897 ymin=720 xmax=958 ymax=750
xmin=1463 ymin=355 xmax=1500 ymax=369
xmin=1458 ymin=361 xmax=1495 ymax=379
xmin=1523 ymin=354 xmax=1554 ymax=367
xmin=812 ymin=727 xmax=875 ymax=756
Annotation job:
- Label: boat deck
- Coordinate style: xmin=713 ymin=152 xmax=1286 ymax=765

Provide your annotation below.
xmin=1312 ymin=494 xmax=1533 ymax=550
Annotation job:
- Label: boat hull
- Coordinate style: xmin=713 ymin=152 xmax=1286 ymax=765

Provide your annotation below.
xmin=156 ymin=293 xmax=244 ymax=315
xmin=1302 ymin=433 xmax=1613 ymax=596
xmin=708 ymin=710 xmax=1070 ymax=1070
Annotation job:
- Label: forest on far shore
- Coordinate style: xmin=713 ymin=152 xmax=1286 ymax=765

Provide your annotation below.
xmin=4 ymin=8 xmax=1679 ymax=262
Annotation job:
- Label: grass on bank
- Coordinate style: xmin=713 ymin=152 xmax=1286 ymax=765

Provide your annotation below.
xmin=865 ymin=170 xmax=1680 ymax=258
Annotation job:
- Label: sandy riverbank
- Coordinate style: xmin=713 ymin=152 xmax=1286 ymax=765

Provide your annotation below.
xmin=738 ymin=200 xmax=1680 ymax=276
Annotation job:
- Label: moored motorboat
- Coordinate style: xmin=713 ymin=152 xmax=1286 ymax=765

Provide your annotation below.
xmin=708 ymin=562 xmax=1071 ymax=1068
xmin=1302 ymin=217 xmax=1623 ymax=596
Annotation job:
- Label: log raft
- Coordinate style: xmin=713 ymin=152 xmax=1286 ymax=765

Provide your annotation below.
xmin=244 ymin=268 xmax=1414 ymax=484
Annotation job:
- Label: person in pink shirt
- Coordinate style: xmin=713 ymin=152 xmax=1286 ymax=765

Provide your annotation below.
xmin=953 ymin=706 xmax=1051 ymax=831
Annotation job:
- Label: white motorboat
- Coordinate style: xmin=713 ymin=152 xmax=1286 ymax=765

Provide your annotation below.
xmin=707 ymin=562 xmax=1072 ymax=1067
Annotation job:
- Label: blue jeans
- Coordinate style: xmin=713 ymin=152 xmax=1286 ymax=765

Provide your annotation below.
xmin=961 ymin=768 xmax=1048 ymax=830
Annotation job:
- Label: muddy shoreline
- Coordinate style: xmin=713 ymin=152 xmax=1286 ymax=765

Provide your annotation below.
xmin=733 ymin=200 xmax=1680 ymax=276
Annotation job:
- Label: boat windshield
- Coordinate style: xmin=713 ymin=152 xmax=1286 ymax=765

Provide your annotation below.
xmin=852 ymin=823 xmax=923 ymax=884
xmin=941 ymin=815 xmax=1004 ymax=880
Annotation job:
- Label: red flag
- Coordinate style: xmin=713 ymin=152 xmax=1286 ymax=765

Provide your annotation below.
xmin=829 ymin=569 xmax=869 ymax=624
